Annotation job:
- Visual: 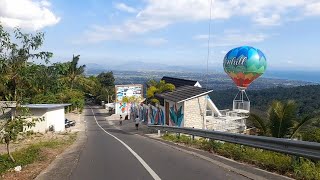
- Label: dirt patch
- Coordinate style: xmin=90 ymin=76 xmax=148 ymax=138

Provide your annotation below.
xmin=0 ymin=133 xmax=69 ymax=155
xmin=0 ymin=134 xmax=76 ymax=180
xmin=0 ymin=112 xmax=82 ymax=155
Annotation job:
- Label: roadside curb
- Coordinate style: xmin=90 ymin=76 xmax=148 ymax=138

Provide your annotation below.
xmin=35 ymin=113 xmax=87 ymax=180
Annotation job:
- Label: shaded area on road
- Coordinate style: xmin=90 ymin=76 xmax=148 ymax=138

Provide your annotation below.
xmin=70 ymin=106 xmax=152 ymax=180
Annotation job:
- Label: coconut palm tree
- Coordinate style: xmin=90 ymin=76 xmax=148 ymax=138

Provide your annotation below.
xmin=248 ymin=100 xmax=319 ymax=138
xmin=65 ymin=55 xmax=86 ymax=90
xmin=55 ymin=55 xmax=89 ymax=91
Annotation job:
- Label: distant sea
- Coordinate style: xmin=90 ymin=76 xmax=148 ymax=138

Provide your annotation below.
xmin=264 ymin=71 xmax=320 ymax=83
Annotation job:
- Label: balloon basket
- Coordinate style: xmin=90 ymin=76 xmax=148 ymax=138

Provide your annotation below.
xmin=233 ymin=89 xmax=250 ymax=113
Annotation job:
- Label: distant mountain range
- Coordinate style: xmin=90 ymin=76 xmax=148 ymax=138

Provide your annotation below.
xmin=85 ymin=62 xmax=320 ymax=83
xmin=85 ymin=61 xmax=216 ymax=73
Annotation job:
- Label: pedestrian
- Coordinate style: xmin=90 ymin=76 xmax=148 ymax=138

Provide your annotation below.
xmin=119 ymin=115 xmax=123 ymax=126
xmin=135 ymin=115 xmax=139 ymax=130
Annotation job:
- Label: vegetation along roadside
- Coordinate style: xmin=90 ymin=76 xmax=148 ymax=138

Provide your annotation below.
xmin=0 ymin=133 xmax=77 ymax=180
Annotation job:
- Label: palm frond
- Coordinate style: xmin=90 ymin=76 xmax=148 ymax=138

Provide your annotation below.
xmin=290 ymin=113 xmax=320 ymax=138
xmin=248 ymin=113 xmax=268 ymax=135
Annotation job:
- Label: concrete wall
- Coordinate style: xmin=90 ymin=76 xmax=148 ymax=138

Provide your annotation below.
xmin=183 ymin=96 xmax=206 ymax=129
xmin=14 ymin=107 xmax=66 ymax=133
xmin=46 ymin=108 xmax=65 ymax=132
xmin=23 ymin=108 xmax=47 ymax=133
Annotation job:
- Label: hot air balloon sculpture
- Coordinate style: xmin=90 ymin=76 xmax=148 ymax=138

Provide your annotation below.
xmin=223 ymin=46 xmax=267 ymax=113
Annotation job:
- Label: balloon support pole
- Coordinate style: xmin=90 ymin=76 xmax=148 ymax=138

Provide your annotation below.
xmin=233 ymin=89 xmax=250 ymax=113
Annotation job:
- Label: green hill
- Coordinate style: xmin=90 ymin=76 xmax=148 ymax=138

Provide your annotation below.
xmin=210 ymin=85 xmax=320 ymax=117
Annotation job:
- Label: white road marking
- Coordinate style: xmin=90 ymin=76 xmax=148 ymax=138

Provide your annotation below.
xmin=89 ymin=107 xmax=161 ymax=180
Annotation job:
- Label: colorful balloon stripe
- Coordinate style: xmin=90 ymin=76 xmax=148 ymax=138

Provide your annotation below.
xmin=223 ymin=46 xmax=267 ymax=89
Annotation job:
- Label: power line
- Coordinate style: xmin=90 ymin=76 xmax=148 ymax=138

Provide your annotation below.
xmin=206 ymin=0 xmax=213 ymax=90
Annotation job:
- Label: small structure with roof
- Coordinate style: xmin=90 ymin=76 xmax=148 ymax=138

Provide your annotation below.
xmin=12 ymin=104 xmax=70 ymax=133
xmin=155 ymin=85 xmax=212 ymax=129
xmin=161 ymin=76 xmax=202 ymax=88
xmin=144 ymin=76 xmax=247 ymax=133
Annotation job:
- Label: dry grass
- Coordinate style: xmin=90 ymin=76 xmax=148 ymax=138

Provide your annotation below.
xmin=0 ymin=133 xmax=76 ymax=180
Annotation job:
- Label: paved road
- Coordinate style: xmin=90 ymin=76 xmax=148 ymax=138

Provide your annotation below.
xmin=70 ymin=106 xmax=248 ymax=180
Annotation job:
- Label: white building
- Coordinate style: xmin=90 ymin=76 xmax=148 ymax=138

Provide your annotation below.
xmin=13 ymin=104 xmax=70 ymax=133
xmin=158 ymin=77 xmax=247 ymax=133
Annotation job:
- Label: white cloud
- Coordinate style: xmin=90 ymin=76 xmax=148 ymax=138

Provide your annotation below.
xmin=144 ymin=37 xmax=168 ymax=46
xmin=40 ymin=0 xmax=50 ymax=7
xmin=305 ymin=2 xmax=320 ymax=15
xmin=193 ymin=34 xmax=209 ymax=40
xmin=253 ymin=14 xmax=281 ymax=26
xmin=212 ymin=32 xmax=268 ymax=47
xmin=221 ymin=50 xmax=227 ymax=54
xmin=195 ymin=30 xmax=268 ymax=47
xmin=0 ymin=0 xmax=60 ymax=31
xmin=114 ymin=3 xmax=137 ymax=13
xmin=194 ymin=28 xmax=269 ymax=47
xmin=83 ymin=0 xmax=320 ymax=43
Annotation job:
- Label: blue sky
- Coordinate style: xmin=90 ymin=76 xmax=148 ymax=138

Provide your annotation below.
xmin=1 ymin=0 xmax=320 ymax=70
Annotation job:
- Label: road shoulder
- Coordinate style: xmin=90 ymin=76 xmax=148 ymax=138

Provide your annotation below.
xmin=35 ymin=113 xmax=87 ymax=180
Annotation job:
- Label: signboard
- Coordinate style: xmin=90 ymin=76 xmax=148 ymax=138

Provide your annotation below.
xmin=115 ymin=84 xmax=143 ymax=102
xmin=115 ymin=84 xmax=143 ymax=115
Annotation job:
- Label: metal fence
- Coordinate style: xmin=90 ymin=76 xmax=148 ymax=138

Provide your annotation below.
xmin=148 ymin=125 xmax=320 ymax=160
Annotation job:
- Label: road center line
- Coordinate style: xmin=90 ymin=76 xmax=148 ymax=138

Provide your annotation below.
xmin=89 ymin=107 xmax=161 ymax=180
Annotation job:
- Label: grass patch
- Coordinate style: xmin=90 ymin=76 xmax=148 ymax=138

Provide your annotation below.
xmin=0 ymin=133 xmax=77 ymax=175
xmin=162 ymin=133 xmax=320 ymax=180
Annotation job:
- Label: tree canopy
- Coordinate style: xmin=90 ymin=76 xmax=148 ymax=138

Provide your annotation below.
xmin=0 ymin=23 xmax=113 ymax=162
xmin=248 ymin=100 xmax=320 ymax=139
xmin=146 ymin=79 xmax=175 ymax=104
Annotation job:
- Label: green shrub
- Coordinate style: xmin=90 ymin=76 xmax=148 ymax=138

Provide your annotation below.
xmin=302 ymin=128 xmax=320 ymax=143
xmin=178 ymin=135 xmax=192 ymax=145
xmin=293 ymin=159 xmax=320 ymax=180
xmin=0 ymin=145 xmax=40 ymax=174
xmin=161 ymin=133 xmax=320 ymax=180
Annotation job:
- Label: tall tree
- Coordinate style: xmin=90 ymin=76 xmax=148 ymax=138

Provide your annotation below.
xmin=97 ymin=71 xmax=115 ymax=87
xmin=67 ymin=55 xmax=86 ymax=90
xmin=0 ymin=25 xmax=52 ymax=102
xmin=96 ymin=72 xmax=115 ymax=103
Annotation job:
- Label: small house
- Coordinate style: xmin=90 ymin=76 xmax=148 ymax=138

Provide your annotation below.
xmin=13 ymin=104 xmax=70 ymax=133
xmin=142 ymin=76 xmax=247 ymax=133
xmin=155 ymin=86 xmax=212 ymax=129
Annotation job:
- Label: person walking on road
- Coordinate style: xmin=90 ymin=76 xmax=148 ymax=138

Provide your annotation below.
xmin=119 ymin=115 xmax=123 ymax=126
xmin=135 ymin=115 xmax=139 ymax=130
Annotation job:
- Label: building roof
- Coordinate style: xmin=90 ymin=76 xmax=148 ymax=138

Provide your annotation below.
xmin=21 ymin=104 xmax=71 ymax=109
xmin=155 ymin=86 xmax=212 ymax=103
xmin=161 ymin=76 xmax=198 ymax=88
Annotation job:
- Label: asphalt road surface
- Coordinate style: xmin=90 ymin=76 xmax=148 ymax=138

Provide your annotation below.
xmin=70 ymin=106 xmax=248 ymax=180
